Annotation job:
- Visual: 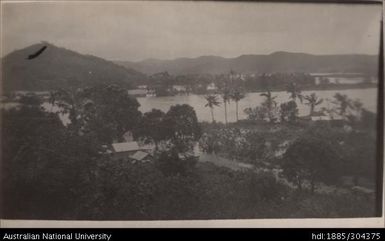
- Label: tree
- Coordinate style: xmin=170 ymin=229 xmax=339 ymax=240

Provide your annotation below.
xmin=244 ymin=106 xmax=267 ymax=122
xmin=229 ymin=69 xmax=237 ymax=82
xmin=260 ymin=89 xmax=277 ymax=123
xmin=281 ymin=136 xmax=340 ymax=193
xmin=280 ymin=100 xmax=298 ymax=123
xmin=230 ymin=89 xmax=245 ymax=122
xmin=360 ymin=109 xmax=376 ymax=130
xmin=332 ymin=93 xmax=352 ymax=116
xmin=135 ymin=109 xmax=167 ymax=150
xmin=331 ymin=93 xmax=365 ymax=124
xmin=1 ymin=101 xmax=100 ymax=219
xmin=51 ymin=84 xmax=142 ymax=144
xmin=204 ymin=94 xmax=221 ymax=123
xmin=221 ymin=87 xmax=231 ymax=124
xmin=163 ymin=104 xmax=201 ymax=153
xmin=286 ymin=82 xmax=302 ymax=103
xmin=155 ymin=148 xmax=197 ymax=176
xmin=304 ymin=93 xmax=323 ymax=116
xmin=339 ymin=132 xmax=377 ymax=185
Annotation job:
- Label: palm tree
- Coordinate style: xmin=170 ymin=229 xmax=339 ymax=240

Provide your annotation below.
xmin=286 ymin=82 xmax=302 ymax=103
xmin=48 ymin=91 xmax=57 ymax=112
xmin=204 ymin=94 xmax=221 ymax=123
xmin=230 ymin=89 xmax=245 ymax=122
xmin=303 ymin=93 xmax=323 ymax=116
xmin=221 ymin=87 xmax=231 ymax=124
xmin=332 ymin=93 xmax=352 ymax=116
xmin=229 ymin=69 xmax=236 ymax=82
xmin=260 ymin=89 xmax=277 ymax=123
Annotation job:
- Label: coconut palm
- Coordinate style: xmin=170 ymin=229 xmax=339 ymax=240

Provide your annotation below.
xmin=204 ymin=94 xmax=221 ymax=123
xmin=231 ymin=89 xmax=245 ymax=122
xmin=229 ymin=69 xmax=237 ymax=82
xmin=304 ymin=93 xmax=323 ymax=116
xmin=221 ymin=87 xmax=231 ymax=124
xmin=260 ymin=89 xmax=277 ymax=123
xmin=48 ymin=91 xmax=57 ymax=112
xmin=286 ymin=82 xmax=302 ymax=103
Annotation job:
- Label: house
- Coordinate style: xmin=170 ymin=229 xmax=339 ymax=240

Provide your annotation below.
xmin=127 ymin=89 xmax=147 ymax=97
xmin=206 ymin=82 xmax=218 ymax=91
xmin=130 ymin=150 xmax=153 ymax=163
xmin=14 ymin=91 xmax=51 ymax=101
xmin=172 ymin=85 xmax=187 ymax=92
xmin=310 ymin=113 xmax=332 ymax=121
xmin=146 ymin=88 xmax=157 ymax=97
xmin=138 ymin=85 xmax=148 ymax=89
xmin=108 ymin=141 xmax=153 ymax=162
xmin=311 ymin=73 xmax=367 ymax=85
xmin=310 ymin=111 xmax=344 ymax=121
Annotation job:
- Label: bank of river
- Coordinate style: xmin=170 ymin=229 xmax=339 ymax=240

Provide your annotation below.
xmin=138 ymin=88 xmax=377 ymax=123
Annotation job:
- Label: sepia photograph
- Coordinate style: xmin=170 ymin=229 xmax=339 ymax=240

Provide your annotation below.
xmin=0 ymin=0 xmax=383 ymax=224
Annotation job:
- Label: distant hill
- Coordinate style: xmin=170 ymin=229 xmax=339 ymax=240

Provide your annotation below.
xmin=116 ymin=51 xmax=378 ymax=75
xmin=2 ymin=42 xmax=146 ymax=92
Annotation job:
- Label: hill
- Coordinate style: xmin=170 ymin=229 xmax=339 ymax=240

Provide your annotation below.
xmin=2 ymin=42 xmax=146 ymax=92
xmin=116 ymin=51 xmax=378 ymax=75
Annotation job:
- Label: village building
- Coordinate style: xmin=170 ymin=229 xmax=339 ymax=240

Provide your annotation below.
xmin=127 ymin=89 xmax=147 ymax=97
xmin=206 ymin=82 xmax=218 ymax=92
xmin=138 ymin=85 xmax=148 ymax=89
xmin=146 ymin=88 xmax=157 ymax=97
xmin=130 ymin=150 xmax=154 ymax=163
xmin=172 ymin=85 xmax=187 ymax=92
xmin=106 ymin=141 xmax=153 ymax=162
xmin=311 ymin=73 xmax=375 ymax=85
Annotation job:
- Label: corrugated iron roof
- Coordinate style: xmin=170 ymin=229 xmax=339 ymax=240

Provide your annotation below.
xmin=112 ymin=142 xmax=140 ymax=153
xmin=130 ymin=151 xmax=150 ymax=161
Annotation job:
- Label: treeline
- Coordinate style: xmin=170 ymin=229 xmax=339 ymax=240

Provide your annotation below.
xmin=144 ymin=72 xmax=317 ymax=96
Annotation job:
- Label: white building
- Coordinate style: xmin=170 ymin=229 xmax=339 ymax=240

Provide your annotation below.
xmin=206 ymin=82 xmax=218 ymax=91
xmin=172 ymin=85 xmax=187 ymax=92
xmin=108 ymin=141 xmax=153 ymax=162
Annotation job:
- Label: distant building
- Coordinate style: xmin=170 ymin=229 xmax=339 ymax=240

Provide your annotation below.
xmin=146 ymin=88 xmax=157 ymax=97
xmin=172 ymin=85 xmax=187 ymax=92
xmin=310 ymin=113 xmax=332 ymax=121
xmin=127 ymin=89 xmax=147 ymax=97
xmin=14 ymin=91 xmax=51 ymax=100
xmin=310 ymin=111 xmax=344 ymax=121
xmin=206 ymin=82 xmax=218 ymax=91
xmin=138 ymin=85 xmax=148 ymax=89
xmin=311 ymin=73 xmax=369 ymax=85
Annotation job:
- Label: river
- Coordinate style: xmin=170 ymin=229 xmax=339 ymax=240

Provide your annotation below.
xmin=14 ymin=87 xmax=374 ymax=125
xmin=138 ymin=88 xmax=378 ymax=123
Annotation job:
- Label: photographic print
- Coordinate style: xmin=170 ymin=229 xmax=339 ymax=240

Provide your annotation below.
xmin=0 ymin=1 xmax=383 ymax=221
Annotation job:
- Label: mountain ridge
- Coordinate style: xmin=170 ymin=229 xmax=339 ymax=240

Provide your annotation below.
xmin=115 ymin=51 xmax=378 ymax=75
xmin=2 ymin=42 xmax=146 ymax=92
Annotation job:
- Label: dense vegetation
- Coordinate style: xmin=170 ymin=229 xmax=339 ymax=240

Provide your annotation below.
xmin=1 ymin=82 xmax=379 ymax=220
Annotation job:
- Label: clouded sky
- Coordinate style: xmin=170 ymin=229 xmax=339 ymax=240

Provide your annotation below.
xmin=1 ymin=1 xmax=382 ymax=61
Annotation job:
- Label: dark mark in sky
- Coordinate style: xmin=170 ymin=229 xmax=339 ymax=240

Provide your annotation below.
xmin=27 ymin=45 xmax=47 ymax=60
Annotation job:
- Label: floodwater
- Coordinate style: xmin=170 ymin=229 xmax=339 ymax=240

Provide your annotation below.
xmin=4 ymin=88 xmax=375 ymax=125
xmin=138 ymin=88 xmax=378 ymax=123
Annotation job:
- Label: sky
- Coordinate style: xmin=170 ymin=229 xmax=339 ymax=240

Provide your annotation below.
xmin=1 ymin=1 xmax=382 ymax=61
